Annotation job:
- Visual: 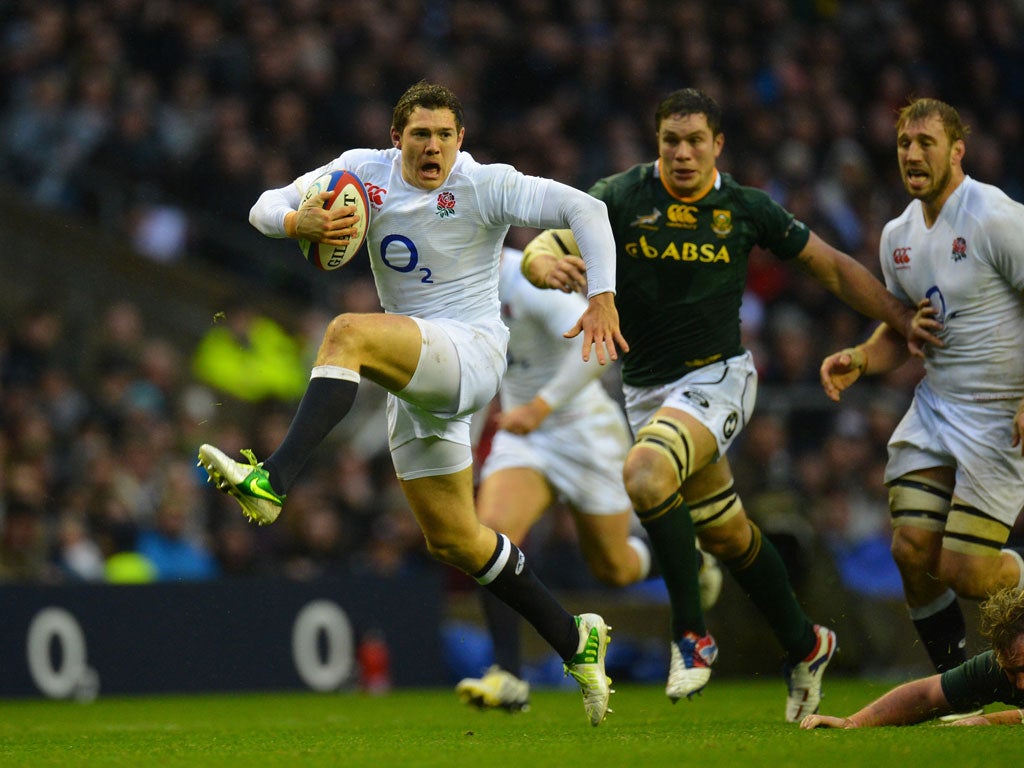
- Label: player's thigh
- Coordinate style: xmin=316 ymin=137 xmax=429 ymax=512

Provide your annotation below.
xmin=476 ymin=467 xmax=555 ymax=544
xmin=320 ymin=312 xmax=423 ymax=392
xmin=943 ymin=495 xmax=1015 ymax=556
xmin=571 ymin=507 xmax=634 ymax=563
xmin=623 ymin=406 xmax=719 ymax=504
xmin=938 ymin=545 xmax=1014 ymax=599
xmin=623 ymin=351 xmax=756 ymax=495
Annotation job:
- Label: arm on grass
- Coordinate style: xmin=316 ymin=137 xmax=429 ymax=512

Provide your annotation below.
xmin=800 ymin=674 xmax=952 ymax=728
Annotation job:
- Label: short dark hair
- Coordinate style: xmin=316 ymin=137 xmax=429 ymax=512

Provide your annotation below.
xmin=979 ymin=587 xmax=1024 ymax=665
xmin=896 ymin=97 xmax=970 ymax=144
xmin=392 ymin=80 xmax=465 ymax=135
xmin=655 ymin=88 xmax=722 ymax=135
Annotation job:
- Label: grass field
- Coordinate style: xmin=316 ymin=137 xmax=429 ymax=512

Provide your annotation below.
xmin=0 ymin=680 xmax=1018 ymax=768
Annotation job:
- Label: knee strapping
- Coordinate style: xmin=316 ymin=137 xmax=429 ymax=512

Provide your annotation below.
xmin=690 ymin=484 xmax=741 ymax=529
xmin=725 ymin=520 xmax=763 ymax=572
xmin=944 ymin=502 xmax=1011 ymax=556
xmin=635 ymin=490 xmax=686 ymax=525
xmin=634 ymin=416 xmax=694 ymax=485
xmin=889 ymin=474 xmax=952 ymax=531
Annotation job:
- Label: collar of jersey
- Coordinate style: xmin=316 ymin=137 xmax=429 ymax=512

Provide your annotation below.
xmin=656 ymin=160 xmax=720 ymax=203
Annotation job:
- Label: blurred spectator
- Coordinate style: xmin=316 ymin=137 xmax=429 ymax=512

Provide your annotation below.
xmin=191 ymin=303 xmax=308 ymax=403
xmin=137 ymin=500 xmax=219 ymax=581
xmin=52 ymin=511 xmax=105 ymax=582
xmin=0 ymin=504 xmax=53 ymax=582
xmin=97 ymin=519 xmax=157 ymax=584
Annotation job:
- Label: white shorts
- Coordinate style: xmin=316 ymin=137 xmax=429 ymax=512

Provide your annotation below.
xmin=885 ymin=380 xmax=1024 ymax=525
xmin=387 ymin=316 xmax=507 ymax=480
xmin=480 ymin=396 xmax=632 ymax=515
xmin=622 ymin=350 xmax=758 ymax=457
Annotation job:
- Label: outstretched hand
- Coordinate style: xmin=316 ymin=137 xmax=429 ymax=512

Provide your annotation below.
xmin=944 ymin=715 xmax=991 ymax=726
xmin=800 ymin=714 xmax=856 ymax=729
xmin=565 ymin=292 xmax=628 ymax=365
xmin=819 ymin=348 xmax=866 ymax=403
xmin=906 ymin=297 xmax=944 ymax=358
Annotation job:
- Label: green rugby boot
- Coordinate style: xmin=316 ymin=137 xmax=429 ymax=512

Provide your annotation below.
xmin=197 ymin=444 xmax=284 ymax=525
xmin=455 ymin=665 xmax=530 ymax=712
xmin=564 ymin=613 xmax=612 ymax=726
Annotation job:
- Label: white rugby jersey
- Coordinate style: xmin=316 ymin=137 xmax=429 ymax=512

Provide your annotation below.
xmin=498 ymin=249 xmax=613 ymax=423
xmin=250 ymin=149 xmax=615 ymax=340
xmin=880 ymin=176 xmax=1024 ymax=401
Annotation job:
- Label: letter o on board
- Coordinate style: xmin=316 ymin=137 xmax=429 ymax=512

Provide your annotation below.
xmin=26 ymin=607 xmax=98 ymax=699
xmin=291 ymin=599 xmax=355 ymax=691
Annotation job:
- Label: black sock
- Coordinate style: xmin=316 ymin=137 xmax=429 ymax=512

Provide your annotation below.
xmin=475 ymin=534 xmax=578 ymax=662
xmin=481 ymin=589 xmax=522 ymax=675
xmin=912 ymin=597 xmax=967 ymax=672
xmin=636 ymin=490 xmax=704 ymax=638
xmin=643 ymin=533 xmax=662 ymax=580
xmin=263 ymin=375 xmax=358 ymax=493
xmin=724 ymin=521 xmax=815 ymax=663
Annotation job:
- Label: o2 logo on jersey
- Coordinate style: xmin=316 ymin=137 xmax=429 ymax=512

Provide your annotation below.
xmin=925 ymin=285 xmax=947 ymax=323
xmin=892 ymin=247 xmax=912 ymax=269
xmin=380 ymin=234 xmax=433 ymax=283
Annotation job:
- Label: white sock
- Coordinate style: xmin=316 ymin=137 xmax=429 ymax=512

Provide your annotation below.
xmin=1001 ymin=548 xmax=1024 ymax=591
xmin=627 ymin=535 xmax=652 ymax=580
xmin=908 ymin=588 xmax=957 ymax=620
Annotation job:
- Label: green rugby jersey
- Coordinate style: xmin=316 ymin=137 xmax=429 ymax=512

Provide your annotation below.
xmin=590 ymin=163 xmax=810 ymax=387
xmin=940 ymin=650 xmax=1024 ymax=710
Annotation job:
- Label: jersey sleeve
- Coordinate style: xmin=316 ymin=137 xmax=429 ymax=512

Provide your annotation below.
xmin=977 ymin=193 xmax=1024 ymax=293
xmin=473 ymin=162 xmax=615 ymax=296
xmin=877 ymin=219 xmax=911 ymax=303
xmin=743 ymin=187 xmax=811 ymax=260
xmin=522 ymin=287 xmax=607 ymax=409
xmin=939 ymin=651 xmax=1019 ymax=710
xmin=249 ymin=148 xmax=385 ymax=237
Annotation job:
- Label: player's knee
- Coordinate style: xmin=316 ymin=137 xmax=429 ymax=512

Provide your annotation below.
xmin=624 ymin=416 xmax=695 ymax=506
xmin=622 ymin=450 xmax=670 ymax=509
xmin=422 ymin=529 xmax=473 ymax=571
xmin=319 ymin=313 xmax=359 ymax=356
xmin=890 ymin=526 xmax=937 ymax=573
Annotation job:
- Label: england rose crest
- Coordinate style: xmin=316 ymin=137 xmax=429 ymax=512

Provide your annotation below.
xmin=951 ymin=236 xmax=967 ymax=262
xmin=436 ymin=191 xmax=456 ymax=218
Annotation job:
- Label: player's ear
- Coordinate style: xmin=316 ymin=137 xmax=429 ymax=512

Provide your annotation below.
xmin=391 ymin=126 xmax=402 ymax=148
xmin=951 ymin=138 xmax=965 ymax=166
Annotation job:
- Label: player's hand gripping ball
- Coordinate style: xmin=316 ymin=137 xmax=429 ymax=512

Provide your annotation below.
xmin=298 ymin=170 xmax=370 ymax=270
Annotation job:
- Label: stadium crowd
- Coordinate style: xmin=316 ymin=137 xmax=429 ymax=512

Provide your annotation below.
xmin=1 ymin=1 xmax=1022 ymax=604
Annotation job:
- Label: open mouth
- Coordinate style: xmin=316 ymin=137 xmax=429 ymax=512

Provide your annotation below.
xmin=672 ymin=169 xmax=697 ymax=186
xmin=905 ymin=169 xmax=928 ymax=186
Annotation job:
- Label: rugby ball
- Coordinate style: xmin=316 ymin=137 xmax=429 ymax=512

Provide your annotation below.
xmin=298 ymin=170 xmax=370 ymax=270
